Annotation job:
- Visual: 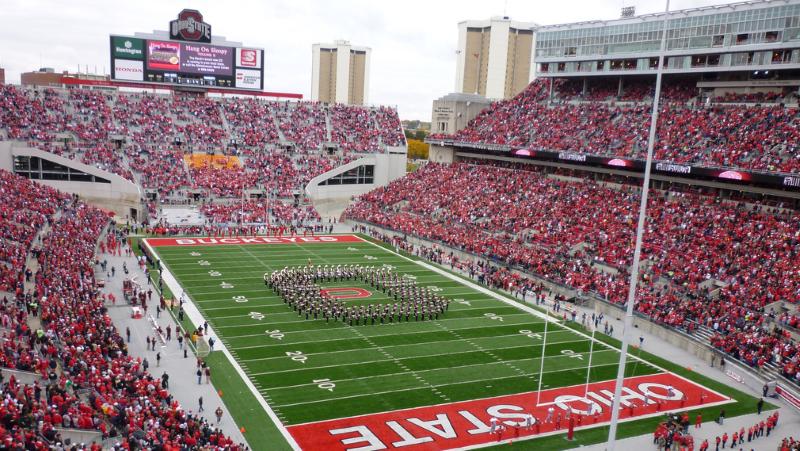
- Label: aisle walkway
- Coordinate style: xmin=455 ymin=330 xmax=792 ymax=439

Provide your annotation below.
xmin=95 ymin=237 xmax=248 ymax=448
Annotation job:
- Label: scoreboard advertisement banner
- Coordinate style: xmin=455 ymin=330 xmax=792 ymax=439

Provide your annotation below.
xmin=110 ymin=11 xmax=264 ymax=91
xmin=113 ymin=59 xmax=144 ymax=81
xmin=146 ymin=41 xmax=181 ymax=71
xmin=112 ymin=36 xmax=144 ymax=60
xmin=235 ymin=69 xmax=261 ymax=89
xmin=236 ymin=48 xmax=262 ymax=69
xmin=427 ymin=139 xmax=800 ymax=191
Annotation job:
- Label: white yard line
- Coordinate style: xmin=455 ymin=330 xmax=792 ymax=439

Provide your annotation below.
xmin=232 ymin=328 xmax=576 ymax=353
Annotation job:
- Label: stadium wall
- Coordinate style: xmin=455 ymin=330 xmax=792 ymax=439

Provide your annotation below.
xmin=0 ymin=142 xmax=143 ymax=221
xmin=305 ymin=152 xmax=406 ymax=201
xmin=429 ymin=148 xmax=800 ymax=202
xmin=429 ymin=144 xmax=455 ymax=163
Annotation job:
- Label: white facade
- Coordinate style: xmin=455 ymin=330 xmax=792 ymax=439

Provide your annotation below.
xmin=0 ymin=141 xmax=143 ymax=221
xmin=304 ymin=151 xmax=406 ymax=201
xmin=455 ymin=17 xmax=537 ymax=99
xmin=311 ymin=40 xmax=371 ymax=105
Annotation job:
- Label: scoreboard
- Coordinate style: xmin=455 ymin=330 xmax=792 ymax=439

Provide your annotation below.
xmin=110 ymin=10 xmax=264 ymax=91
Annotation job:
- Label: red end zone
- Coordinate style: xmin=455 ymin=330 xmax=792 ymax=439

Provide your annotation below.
xmin=145 ymin=234 xmax=364 ymax=247
xmin=286 ymin=372 xmax=731 ymax=450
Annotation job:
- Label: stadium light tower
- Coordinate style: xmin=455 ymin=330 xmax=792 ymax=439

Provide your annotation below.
xmin=606 ymin=1 xmax=670 ymax=449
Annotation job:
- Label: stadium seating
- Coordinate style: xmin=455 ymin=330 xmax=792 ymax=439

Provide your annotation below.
xmin=430 ymin=78 xmax=800 ymax=173
xmin=0 ymin=85 xmax=404 ymax=215
xmin=0 ymin=169 xmax=242 ymax=449
xmin=344 ymin=160 xmax=800 ymax=384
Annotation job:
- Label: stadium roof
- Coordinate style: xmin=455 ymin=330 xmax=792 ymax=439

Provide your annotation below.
xmin=533 ymin=0 xmax=795 ymax=32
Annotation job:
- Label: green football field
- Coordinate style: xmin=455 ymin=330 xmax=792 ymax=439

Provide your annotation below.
xmin=142 ymin=235 xmax=754 ymax=450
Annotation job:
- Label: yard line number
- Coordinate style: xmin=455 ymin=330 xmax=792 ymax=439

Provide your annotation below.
xmin=314 ymin=378 xmax=336 ymax=392
xmin=286 ymin=351 xmax=307 ymax=364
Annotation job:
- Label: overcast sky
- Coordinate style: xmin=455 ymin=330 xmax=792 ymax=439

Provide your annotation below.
xmin=1 ymin=0 xmax=741 ymax=121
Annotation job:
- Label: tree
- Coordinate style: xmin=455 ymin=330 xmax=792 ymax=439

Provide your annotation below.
xmin=413 ymin=129 xmax=428 ymax=141
xmin=406 ymin=139 xmax=429 ymax=160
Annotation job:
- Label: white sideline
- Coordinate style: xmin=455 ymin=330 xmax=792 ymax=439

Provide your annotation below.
xmin=143 ymin=239 xmax=302 ymax=451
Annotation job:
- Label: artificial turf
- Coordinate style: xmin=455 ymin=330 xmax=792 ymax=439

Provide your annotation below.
xmin=142 ymin=235 xmax=762 ymax=450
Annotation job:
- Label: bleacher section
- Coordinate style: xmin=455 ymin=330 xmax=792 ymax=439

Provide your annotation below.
xmin=430 ymin=79 xmax=800 ymax=174
xmin=0 ymin=85 xmax=405 ymax=216
xmin=344 ymin=160 xmax=800 ymax=387
xmin=0 ymin=169 xmax=243 ymax=448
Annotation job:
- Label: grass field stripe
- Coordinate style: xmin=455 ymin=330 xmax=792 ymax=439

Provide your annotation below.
xmin=270 ymin=361 xmax=631 ymax=408
xmin=363 ymin=238 xmax=664 ymax=373
xmin=144 ymin=239 xmax=302 ymax=451
xmin=236 ymin=334 xmax=582 ymax=363
xmin=212 ymin=311 xmax=535 ymax=330
xmin=254 ymin=352 xmax=622 ymax=389
xmin=220 ymin=319 xmax=551 ymax=342
xmin=225 ymin=318 xmax=558 ymax=342
xmin=220 ymin=319 xmax=555 ymax=344
xmin=438 ymin=322 xmax=529 ymax=377
xmin=347 ymin=324 xmax=450 ymax=402
xmin=252 ymin=348 xmax=613 ymax=381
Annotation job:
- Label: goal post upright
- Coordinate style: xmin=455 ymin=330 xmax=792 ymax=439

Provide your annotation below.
xmin=535 ymin=309 xmax=549 ymax=407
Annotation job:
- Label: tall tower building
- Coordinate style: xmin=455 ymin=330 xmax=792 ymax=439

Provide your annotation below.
xmin=455 ymin=17 xmax=537 ymax=99
xmin=311 ymin=40 xmax=371 ymax=105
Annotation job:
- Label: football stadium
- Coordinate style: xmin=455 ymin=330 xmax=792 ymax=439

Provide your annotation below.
xmin=1 ymin=1 xmax=800 ymax=450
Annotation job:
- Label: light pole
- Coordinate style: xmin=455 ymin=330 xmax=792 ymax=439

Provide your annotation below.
xmin=606 ymin=1 xmax=670 ymax=450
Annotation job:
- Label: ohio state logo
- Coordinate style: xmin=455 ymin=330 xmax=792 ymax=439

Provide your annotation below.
xmin=170 ymin=9 xmax=212 ymax=43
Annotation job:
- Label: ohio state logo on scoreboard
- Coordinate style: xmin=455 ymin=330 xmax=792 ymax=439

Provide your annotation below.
xmin=170 ymin=9 xmax=212 ymax=43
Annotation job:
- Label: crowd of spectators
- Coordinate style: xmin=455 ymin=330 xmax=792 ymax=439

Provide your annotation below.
xmin=0 ymin=169 xmax=243 ymax=449
xmin=430 ymin=78 xmax=800 ymax=173
xmin=199 ymin=199 xmax=320 ymax=227
xmin=275 ymin=102 xmax=327 ymax=150
xmin=713 ymin=90 xmax=784 ymax=103
xmin=344 ymin=160 xmax=800 ymax=385
xmin=0 ymin=170 xmax=69 ymax=291
xmin=0 ymin=85 xmax=404 ymax=222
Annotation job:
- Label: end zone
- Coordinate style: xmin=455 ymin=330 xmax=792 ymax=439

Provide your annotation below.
xmin=286 ymin=372 xmax=733 ymax=451
xmin=145 ymin=234 xmax=365 ymax=247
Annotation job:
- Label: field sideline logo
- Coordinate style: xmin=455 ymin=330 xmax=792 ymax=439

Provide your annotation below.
xmin=145 ymin=235 xmax=365 ymax=247
xmin=170 ymin=9 xmax=212 ymax=43
xmin=287 ymin=372 xmax=731 ymax=450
